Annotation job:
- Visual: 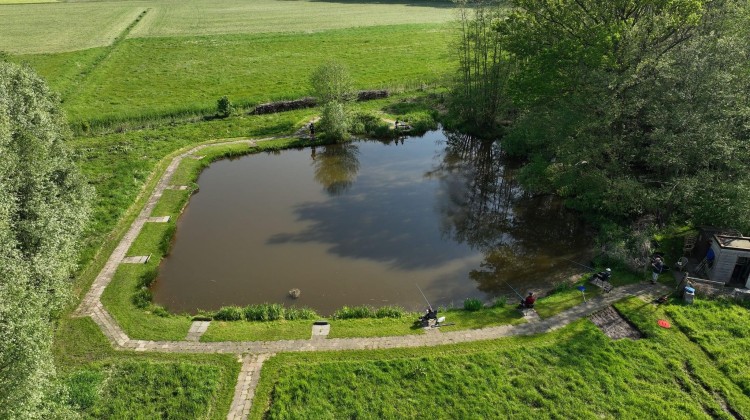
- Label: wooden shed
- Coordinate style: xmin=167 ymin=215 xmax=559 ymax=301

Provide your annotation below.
xmin=707 ymin=234 xmax=750 ymax=287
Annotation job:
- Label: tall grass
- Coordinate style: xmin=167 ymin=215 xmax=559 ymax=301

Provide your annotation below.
xmin=212 ymin=303 xmax=319 ymax=322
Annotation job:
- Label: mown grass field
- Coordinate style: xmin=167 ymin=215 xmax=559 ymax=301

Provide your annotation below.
xmin=0 ymin=2 xmax=144 ymax=53
xmin=127 ymin=0 xmax=455 ymax=39
xmin=5 ymin=0 xmax=456 ymax=128
xmin=2 ymin=0 xmax=454 ymax=55
xmin=25 ymin=24 xmax=453 ymax=126
xmin=250 ymin=298 xmax=750 ymax=419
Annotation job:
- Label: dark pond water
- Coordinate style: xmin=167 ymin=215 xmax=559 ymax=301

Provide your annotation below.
xmin=152 ymin=130 xmax=592 ymax=315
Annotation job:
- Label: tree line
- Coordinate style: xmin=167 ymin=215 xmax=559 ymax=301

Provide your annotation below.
xmin=451 ymin=0 xmax=750 ymax=249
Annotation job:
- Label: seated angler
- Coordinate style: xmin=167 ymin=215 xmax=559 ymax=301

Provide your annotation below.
xmin=521 ymin=292 xmax=536 ymax=309
xmin=594 ymin=268 xmax=612 ymax=282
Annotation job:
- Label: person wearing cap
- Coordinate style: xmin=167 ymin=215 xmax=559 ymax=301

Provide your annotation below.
xmin=595 ymin=268 xmax=612 ymax=282
xmin=651 ymin=257 xmax=664 ymax=284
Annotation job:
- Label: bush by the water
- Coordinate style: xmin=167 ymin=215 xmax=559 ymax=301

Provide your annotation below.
xmin=350 ymin=112 xmax=391 ymax=138
xmin=214 ymin=303 xmax=319 ymax=321
xmin=492 ymin=297 xmax=507 ymax=308
xmin=214 ymin=305 xmax=243 ymax=321
xmin=243 ymin=303 xmax=284 ymax=321
xmin=285 ymin=306 xmax=318 ymax=320
xmin=401 ymin=111 xmax=438 ymax=133
xmin=319 ymin=101 xmax=349 ymax=141
xmin=463 ymin=298 xmax=483 ymax=311
xmin=333 ymin=305 xmax=375 ymax=319
xmin=132 ymin=287 xmax=152 ymax=309
xmin=375 ymin=306 xmax=406 ymax=319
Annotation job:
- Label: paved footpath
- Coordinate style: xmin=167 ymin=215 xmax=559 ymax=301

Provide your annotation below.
xmin=72 ymin=138 xmax=672 ymax=419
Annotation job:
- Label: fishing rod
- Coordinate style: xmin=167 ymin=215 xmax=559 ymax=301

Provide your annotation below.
xmin=502 ymin=280 xmax=524 ymax=300
xmin=415 ymin=284 xmax=433 ymax=311
xmin=561 ymin=257 xmax=596 ymax=271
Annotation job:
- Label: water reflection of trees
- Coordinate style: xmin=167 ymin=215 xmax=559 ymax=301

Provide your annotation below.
xmin=311 ymin=144 xmax=360 ymax=196
xmin=429 ymin=131 xmax=590 ymax=296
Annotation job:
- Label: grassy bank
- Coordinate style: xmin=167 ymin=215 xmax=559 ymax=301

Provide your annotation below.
xmin=667 ymin=299 xmax=750 ymax=396
xmin=250 ymin=297 xmax=750 ymax=418
xmin=54 ymin=317 xmax=238 ymax=419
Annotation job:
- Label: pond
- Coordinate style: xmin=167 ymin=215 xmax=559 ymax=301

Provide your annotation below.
xmin=151 ymin=130 xmax=592 ymax=315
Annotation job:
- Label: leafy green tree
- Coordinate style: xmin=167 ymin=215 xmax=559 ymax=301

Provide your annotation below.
xmin=310 ymin=61 xmax=355 ymax=104
xmin=0 ymin=62 xmax=92 ymax=418
xmin=452 ymin=0 xmax=515 ymax=131
xmin=318 ymin=101 xmax=350 ymax=142
xmin=482 ymin=0 xmax=750 ymax=236
xmin=310 ymin=61 xmax=355 ymax=140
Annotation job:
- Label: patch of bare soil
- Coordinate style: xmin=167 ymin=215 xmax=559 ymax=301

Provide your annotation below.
xmin=589 ymin=306 xmax=642 ymax=340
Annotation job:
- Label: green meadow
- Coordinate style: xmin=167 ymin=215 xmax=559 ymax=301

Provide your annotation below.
xmin=4 ymin=0 xmax=456 ymax=127
xmin=55 ymin=24 xmax=453 ymax=125
xmin=8 ymin=0 xmax=750 ymax=418
xmin=251 ymin=298 xmax=750 ymax=419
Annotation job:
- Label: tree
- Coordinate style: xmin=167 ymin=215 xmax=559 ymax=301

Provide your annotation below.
xmin=452 ymin=0 xmax=515 ymax=131
xmin=310 ymin=61 xmax=355 ymax=104
xmin=483 ymin=0 xmax=750 ymax=235
xmin=0 ymin=62 xmax=92 ymax=418
xmin=310 ymin=61 xmax=355 ymax=141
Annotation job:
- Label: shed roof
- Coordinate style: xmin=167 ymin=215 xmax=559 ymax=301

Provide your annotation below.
xmin=714 ymin=234 xmax=750 ymax=251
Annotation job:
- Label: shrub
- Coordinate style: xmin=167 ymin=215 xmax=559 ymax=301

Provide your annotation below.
xmin=319 ymin=101 xmax=349 ymax=141
xmin=333 ymin=305 xmax=375 ymax=319
xmin=214 ymin=305 xmax=243 ymax=321
xmin=402 ymin=111 xmax=438 ymax=133
xmin=150 ymin=305 xmax=170 ymax=318
xmin=217 ymin=95 xmax=234 ymax=118
xmin=285 ymin=306 xmax=318 ymax=320
xmin=492 ymin=297 xmax=507 ymax=308
xmin=350 ymin=112 xmax=390 ymax=138
xmin=136 ymin=268 xmax=159 ymax=288
xmin=243 ymin=304 xmax=270 ymax=321
xmin=159 ymin=224 xmax=177 ymax=255
xmin=375 ymin=306 xmax=405 ymax=319
xmin=132 ymin=287 xmax=152 ymax=309
xmin=310 ymin=61 xmax=355 ymax=104
xmin=463 ymin=298 xmax=483 ymax=311
xmin=266 ymin=303 xmax=285 ymax=321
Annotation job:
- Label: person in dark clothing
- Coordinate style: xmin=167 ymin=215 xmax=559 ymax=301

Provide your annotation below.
xmin=521 ymin=292 xmax=536 ymax=308
xmin=594 ymin=268 xmax=612 ymax=282
xmin=309 ymin=122 xmax=315 ymax=140
xmin=651 ymin=257 xmax=664 ymax=284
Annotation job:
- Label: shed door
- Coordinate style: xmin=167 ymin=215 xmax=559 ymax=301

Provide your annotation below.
xmin=730 ymin=257 xmax=750 ymax=285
